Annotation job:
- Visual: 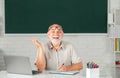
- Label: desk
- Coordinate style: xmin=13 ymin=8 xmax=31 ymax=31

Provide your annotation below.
xmin=0 ymin=71 xmax=112 ymax=78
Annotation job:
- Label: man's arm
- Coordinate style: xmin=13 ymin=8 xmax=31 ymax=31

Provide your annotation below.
xmin=66 ymin=62 xmax=83 ymax=71
xmin=58 ymin=62 xmax=83 ymax=72
xmin=32 ymin=38 xmax=46 ymax=71
xmin=59 ymin=44 xmax=83 ymax=72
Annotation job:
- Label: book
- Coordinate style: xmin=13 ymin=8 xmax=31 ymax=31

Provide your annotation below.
xmin=115 ymin=38 xmax=119 ymax=51
xmin=48 ymin=71 xmax=80 ymax=75
xmin=119 ymin=39 xmax=120 ymax=51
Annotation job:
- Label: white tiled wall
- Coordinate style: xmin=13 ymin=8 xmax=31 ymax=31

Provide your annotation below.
xmin=0 ymin=0 xmax=4 ymax=36
xmin=110 ymin=0 xmax=120 ymax=12
xmin=0 ymin=0 xmax=3 ymax=16
xmin=0 ymin=34 xmax=114 ymax=76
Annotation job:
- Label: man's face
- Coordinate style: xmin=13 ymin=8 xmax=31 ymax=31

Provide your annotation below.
xmin=47 ymin=26 xmax=64 ymax=44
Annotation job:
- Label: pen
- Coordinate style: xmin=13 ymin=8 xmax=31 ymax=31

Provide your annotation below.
xmin=57 ymin=63 xmax=64 ymax=70
xmin=87 ymin=62 xmax=99 ymax=69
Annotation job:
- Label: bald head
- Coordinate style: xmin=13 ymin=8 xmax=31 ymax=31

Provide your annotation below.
xmin=48 ymin=24 xmax=63 ymax=32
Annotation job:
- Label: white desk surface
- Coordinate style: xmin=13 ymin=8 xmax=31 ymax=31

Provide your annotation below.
xmin=0 ymin=71 xmax=112 ymax=78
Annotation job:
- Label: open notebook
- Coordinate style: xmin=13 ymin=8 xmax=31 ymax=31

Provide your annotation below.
xmin=48 ymin=71 xmax=80 ymax=75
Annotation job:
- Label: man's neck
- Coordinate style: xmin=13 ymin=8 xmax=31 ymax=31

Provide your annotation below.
xmin=51 ymin=42 xmax=62 ymax=51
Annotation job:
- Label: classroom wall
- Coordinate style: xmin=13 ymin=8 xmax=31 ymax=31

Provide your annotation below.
xmin=0 ymin=0 xmax=4 ymax=36
xmin=109 ymin=0 xmax=120 ymax=78
xmin=109 ymin=0 xmax=120 ymax=12
xmin=0 ymin=0 xmax=120 ymax=76
xmin=0 ymin=0 xmax=3 ymax=16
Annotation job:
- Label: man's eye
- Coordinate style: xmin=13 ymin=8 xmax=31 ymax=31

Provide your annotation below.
xmin=52 ymin=31 xmax=55 ymax=33
xmin=57 ymin=31 xmax=61 ymax=33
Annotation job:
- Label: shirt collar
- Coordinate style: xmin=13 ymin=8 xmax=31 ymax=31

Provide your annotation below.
xmin=48 ymin=41 xmax=64 ymax=49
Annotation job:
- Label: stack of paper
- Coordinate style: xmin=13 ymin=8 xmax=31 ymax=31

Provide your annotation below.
xmin=48 ymin=71 xmax=80 ymax=75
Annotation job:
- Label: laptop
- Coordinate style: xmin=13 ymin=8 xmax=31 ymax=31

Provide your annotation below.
xmin=4 ymin=55 xmax=41 ymax=75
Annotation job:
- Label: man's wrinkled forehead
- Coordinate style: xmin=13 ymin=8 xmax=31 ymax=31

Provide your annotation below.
xmin=48 ymin=24 xmax=63 ymax=31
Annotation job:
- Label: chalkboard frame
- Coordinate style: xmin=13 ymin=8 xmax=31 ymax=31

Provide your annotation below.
xmin=5 ymin=0 xmax=107 ymax=33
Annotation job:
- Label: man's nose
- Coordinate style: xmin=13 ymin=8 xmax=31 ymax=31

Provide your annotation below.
xmin=54 ymin=30 xmax=59 ymax=34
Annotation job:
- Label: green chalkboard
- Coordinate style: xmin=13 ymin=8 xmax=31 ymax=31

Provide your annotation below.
xmin=5 ymin=0 xmax=107 ymax=33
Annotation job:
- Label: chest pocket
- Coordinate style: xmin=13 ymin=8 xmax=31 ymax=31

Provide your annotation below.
xmin=62 ymin=51 xmax=72 ymax=66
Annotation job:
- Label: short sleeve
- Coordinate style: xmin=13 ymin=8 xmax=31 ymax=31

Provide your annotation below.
xmin=70 ymin=45 xmax=81 ymax=64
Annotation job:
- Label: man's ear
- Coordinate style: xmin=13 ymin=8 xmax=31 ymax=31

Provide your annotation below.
xmin=47 ymin=32 xmax=49 ymax=36
xmin=47 ymin=31 xmax=50 ymax=37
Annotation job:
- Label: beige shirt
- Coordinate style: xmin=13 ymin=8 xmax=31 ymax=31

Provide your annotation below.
xmin=42 ymin=41 xmax=81 ymax=70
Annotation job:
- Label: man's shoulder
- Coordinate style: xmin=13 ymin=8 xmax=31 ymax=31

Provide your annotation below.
xmin=62 ymin=41 xmax=71 ymax=44
xmin=43 ymin=41 xmax=50 ymax=47
xmin=62 ymin=41 xmax=73 ymax=47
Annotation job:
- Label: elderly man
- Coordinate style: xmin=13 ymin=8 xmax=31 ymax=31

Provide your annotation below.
xmin=32 ymin=24 xmax=83 ymax=72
